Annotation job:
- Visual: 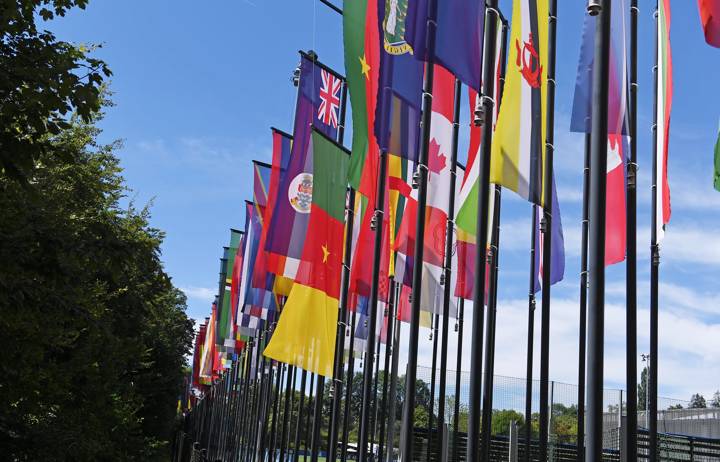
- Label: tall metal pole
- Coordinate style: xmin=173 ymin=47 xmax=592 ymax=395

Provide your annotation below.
xmin=270 ymin=363 xmax=285 ymax=461
xmin=525 ymin=206 xmax=538 ymax=462
xmin=378 ymin=279 xmax=397 ymax=462
xmin=586 ymin=1 xmax=611 ymax=461
xmin=578 ymin=133 xmax=591 ymax=462
xmin=280 ymin=365 xmax=295 ymax=462
xmin=626 ymin=1 xmax=639 ymax=461
xmin=649 ymin=2 xmax=660 ymax=460
xmin=357 ymin=148 xmax=388 ymax=462
xmin=467 ymin=4 xmax=500 ymax=461
xmin=293 ymin=369 xmax=308 ymax=462
xmin=401 ymin=0 xmax=439 ymax=459
xmin=322 ymin=79 xmax=350 ymax=462
xmin=538 ymin=1 xmax=559 ymax=460
xmin=304 ymin=373 xmax=316 ymax=457
xmin=341 ymin=311 xmax=358 ymax=462
xmin=437 ymin=77 xmax=462 ymax=462
xmin=385 ymin=293 xmax=402 ymax=462
xmin=311 ymin=374 xmax=324 ymax=462
xmin=452 ymin=298 xmax=464 ymax=462
xmin=371 ymin=326 xmax=383 ymax=451
xmin=426 ymin=313 xmax=440 ymax=462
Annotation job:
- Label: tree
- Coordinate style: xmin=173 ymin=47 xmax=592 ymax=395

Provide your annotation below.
xmin=491 ymin=410 xmax=525 ymax=436
xmin=638 ymin=366 xmax=649 ymax=410
xmin=689 ymin=394 xmax=707 ymax=409
xmin=1 ymin=0 xmax=111 ymax=180
xmin=711 ymin=391 xmax=720 ymax=408
xmin=0 ymin=111 xmax=193 ymax=460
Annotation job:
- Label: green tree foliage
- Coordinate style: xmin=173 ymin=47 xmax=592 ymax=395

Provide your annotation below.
xmin=711 ymin=391 xmax=720 ymax=408
xmin=491 ymin=409 xmax=524 ymax=436
xmin=0 ymin=0 xmax=111 ymax=179
xmin=0 ymin=114 xmax=194 ymax=460
xmin=638 ymin=366 xmax=649 ymax=410
xmin=689 ymin=393 xmax=707 ymax=409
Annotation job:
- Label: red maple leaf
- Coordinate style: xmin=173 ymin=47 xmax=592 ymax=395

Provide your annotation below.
xmin=428 ymin=138 xmax=447 ymax=174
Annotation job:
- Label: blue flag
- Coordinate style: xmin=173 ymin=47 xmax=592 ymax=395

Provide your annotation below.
xmin=534 ymin=178 xmax=565 ymax=293
xmin=374 ymin=0 xmax=424 ymax=161
xmin=570 ymin=0 xmax=629 ymax=134
xmin=405 ymin=0 xmax=485 ymax=92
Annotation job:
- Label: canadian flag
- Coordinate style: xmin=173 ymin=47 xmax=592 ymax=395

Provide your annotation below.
xmin=605 ymin=134 xmax=627 ymax=266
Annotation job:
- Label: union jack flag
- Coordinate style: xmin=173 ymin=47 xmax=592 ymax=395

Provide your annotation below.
xmin=317 ymin=69 xmax=341 ymax=128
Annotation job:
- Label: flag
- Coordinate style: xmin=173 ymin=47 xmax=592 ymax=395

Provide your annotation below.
xmin=264 ymin=130 xmax=350 ymax=377
xmin=229 ymin=231 xmax=245 ymax=340
xmin=570 ymin=0 xmax=629 ymax=134
xmin=240 ymin=201 xmax=277 ymax=321
xmin=217 ymin=230 xmax=243 ymax=351
xmin=714 ymin=121 xmax=720 ymax=191
xmin=344 ymin=0 xmax=381 ymax=198
xmin=254 ymin=129 xmax=292 ymax=294
xmin=265 ymin=54 xmax=343 ymax=278
xmin=490 ymin=0 xmax=549 ymax=206
xmin=533 ymin=179 xmax=565 ymax=292
xmin=375 ymin=0 xmax=424 ymax=162
xmin=606 ymin=135 xmax=627 ymax=266
xmin=405 ymin=0 xmax=485 ymax=91
xmin=656 ymin=0 xmax=673 ymax=241
xmin=199 ymin=306 xmax=217 ymax=384
xmin=699 ymin=0 xmax=720 ymax=47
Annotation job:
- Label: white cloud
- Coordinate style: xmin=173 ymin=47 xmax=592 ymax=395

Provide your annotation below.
xmin=180 ymin=286 xmax=216 ymax=302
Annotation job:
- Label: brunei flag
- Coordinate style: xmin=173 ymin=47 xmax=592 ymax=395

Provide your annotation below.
xmin=263 ymin=130 xmax=350 ymax=378
xmin=490 ymin=0 xmax=549 ymax=206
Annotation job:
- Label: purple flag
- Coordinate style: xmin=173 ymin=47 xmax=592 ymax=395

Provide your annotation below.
xmin=405 ymin=0 xmax=485 ymax=92
xmin=570 ymin=0 xmax=629 ymax=134
xmin=265 ymin=54 xmax=343 ymax=276
xmin=534 ymin=178 xmax=565 ymax=293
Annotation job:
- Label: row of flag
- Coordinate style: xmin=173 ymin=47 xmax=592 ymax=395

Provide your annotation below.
xmin=185 ymin=0 xmax=720 ymax=400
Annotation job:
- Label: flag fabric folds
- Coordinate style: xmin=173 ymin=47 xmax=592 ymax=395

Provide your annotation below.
xmin=533 ymin=179 xmax=565 ymax=292
xmin=263 ymin=130 xmax=350 ymax=378
xmin=656 ymin=0 xmax=673 ymax=241
xmin=570 ymin=0 xmax=629 ymax=135
xmin=699 ymin=0 xmax=720 ymax=48
xmin=490 ymin=0 xmax=549 ymax=207
xmin=606 ymin=135 xmax=627 ymax=266
xmin=265 ymin=54 xmax=344 ymax=278
xmin=405 ymin=0 xmax=485 ymax=92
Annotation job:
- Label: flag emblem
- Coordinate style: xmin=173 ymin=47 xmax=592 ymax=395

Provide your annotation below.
xmin=515 ymin=33 xmax=542 ymax=88
xmin=318 ymin=70 xmax=341 ymax=128
xmin=288 ymin=173 xmax=313 ymax=214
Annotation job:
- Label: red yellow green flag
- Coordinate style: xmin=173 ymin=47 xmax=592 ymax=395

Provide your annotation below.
xmin=263 ymin=130 xmax=350 ymax=377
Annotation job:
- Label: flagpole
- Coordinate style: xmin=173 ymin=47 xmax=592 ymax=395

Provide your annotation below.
xmin=452 ymin=297 xmax=464 ymax=462
xmin=537 ymin=1 xmax=559 ymax=460
xmin=649 ymin=2 xmax=660 ymax=460
xmin=524 ymin=205 xmax=537 ymax=462
xmin=426 ymin=313 xmax=440 ymax=462
xmin=586 ymin=0 xmax=611 ymax=461
xmin=378 ymin=278 xmax=397 ymax=462
xmin=467 ymin=2 xmax=500 ymax=461
xmin=479 ymin=14 xmax=508 ymax=460
xmin=326 ymin=77 xmax=351 ymax=462
xmin=340 ymin=310 xmax=358 ymax=462
xmin=304 ymin=373 xmax=315 ymax=457
xmin=401 ymin=0 xmax=441 ymax=458
xmin=279 ymin=364 xmax=295 ymax=462
xmin=578 ymin=133 xmax=590 ymax=462
xmin=311 ymin=373 xmax=324 ymax=462
xmin=293 ymin=369 xmax=308 ymax=462
xmin=436 ymin=76 xmax=462 ymax=462
xmin=328 ymin=187 xmax=356 ymax=462
xmin=371 ymin=326 xmax=383 ymax=451
xmin=626 ymin=1 xmax=639 ymax=460
xmin=357 ymin=147 xmax=388 ymax=462
xmin=385 ymin=286 xmax=402 ymax=462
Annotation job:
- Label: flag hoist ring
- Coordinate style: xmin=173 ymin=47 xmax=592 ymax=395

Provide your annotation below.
xmin=288 ymin=173 xmax=313 ymax=214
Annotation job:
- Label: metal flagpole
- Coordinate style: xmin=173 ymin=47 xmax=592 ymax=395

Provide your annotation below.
xmin=401 ymin=0 xmax=440 ymax=458
xmin=340 ymin=310 xmax=358 ymax=462
xmin=311 ymin=374 xmax=324 ymax=462
xmin=538 ymin=1 xmax=559 ymax=460
xmin=269 ymin=362 xmax=285 ymax=461
xmin=426 ymin=313 xmax=440 ymax=462
xmin=357 ymin=147 xmax=388 ymax=462
xmin=436 ymin=76 xmax=462 ymax=462
xmin=385 ymin=284 xmax=402 ymax=462
xmin=371 ymin=325 xmax=383 ymax=452
xmin=279 ymin=365 xmax=295 ymax=462
xmin=625 ymin=1 xmax=639 ymax=461
xmin=649 ymin=2 xmax=660 ymax=460
xmin=578 ymin=133 xmax=591 ymax=462
xmin=378 ymin=278 xmax=397 ymax=462
xmin=452 ymin=298 xmax=464 ymax=462
xmin=293 ymin=369 xmax=308 ymax=462
xmin=467 ymin=3 xmax=500 ymax=461
xmin=524 ymin=207 xmax=537 ymax=462
xmin=304 ymin=373 xmax=316 ymax=458
xmin=479 ymin=13 xmax=509 ymax=460
xmin=586 ymin=1 xmax=611 ymax=461
xmin=322 ymin=78 xmax=350 ymax=462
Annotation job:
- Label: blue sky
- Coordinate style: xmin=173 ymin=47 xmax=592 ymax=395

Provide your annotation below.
xmin=51 ymin=1 xmax=720 ymax=403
